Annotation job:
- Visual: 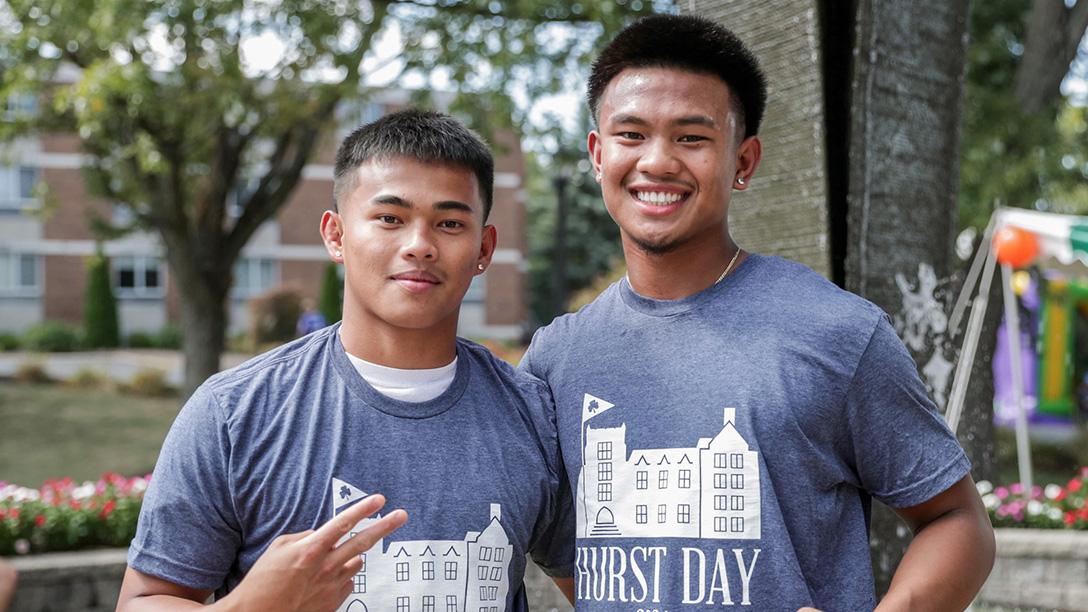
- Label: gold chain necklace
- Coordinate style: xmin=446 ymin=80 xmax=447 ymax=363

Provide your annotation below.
xmin=714 ymin=248 xmax=742 ymax=284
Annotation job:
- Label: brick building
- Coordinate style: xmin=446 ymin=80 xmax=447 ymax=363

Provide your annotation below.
xmin=0 ymin=90 xmax=529 ymax=340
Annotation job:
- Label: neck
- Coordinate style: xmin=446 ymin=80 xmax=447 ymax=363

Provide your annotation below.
xmin=623 ymin=230 xmax=744 ymax=300
xmin=338 ymin=307 xmax=459 ymax=369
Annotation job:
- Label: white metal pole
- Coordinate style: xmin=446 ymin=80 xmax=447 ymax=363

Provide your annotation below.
xmin=1000 ymin=263 xmax=1034 ymax=500
xmin=945 ymin=247 xmax=997 ymax=434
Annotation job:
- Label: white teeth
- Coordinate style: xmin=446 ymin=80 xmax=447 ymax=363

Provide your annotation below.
xmin=635 ymin=191 xmax=683 ymax=204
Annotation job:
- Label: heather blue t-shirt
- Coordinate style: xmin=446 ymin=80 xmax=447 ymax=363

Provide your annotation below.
xmin=520 ymin=254 xmax=970 ymax=611
xmin=129 ymin=324 xmax=572 ymax=611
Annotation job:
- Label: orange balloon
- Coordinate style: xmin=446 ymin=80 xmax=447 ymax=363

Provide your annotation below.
xmin=992 ymin=226 xmax=1039 ymax=268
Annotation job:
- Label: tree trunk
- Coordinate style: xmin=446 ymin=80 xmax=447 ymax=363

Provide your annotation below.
xmin=845 ymin=0 xmax=972 ymax=597
xmin=177 ymin=271 xmax=229 ymax=400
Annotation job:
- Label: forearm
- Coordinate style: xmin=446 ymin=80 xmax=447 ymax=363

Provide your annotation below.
xmin=877 ymin=507 xmax=995 ymax=611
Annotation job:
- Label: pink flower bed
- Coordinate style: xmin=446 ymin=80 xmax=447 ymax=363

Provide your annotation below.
xmin=977 ymin=466 xmax=1088 ymax=529
xmin=0 ymin=473 xmax=148 ymax=555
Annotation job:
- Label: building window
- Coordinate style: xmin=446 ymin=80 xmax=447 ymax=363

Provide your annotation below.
xmin=714 ymin=495 xmax=727 ymax=511
xmin=397 ymin=596 xmax=409 ymax=612
xmin=478 ymin=565 xmax=488 ymax=580
xmin=0 ymin=253 xmax=39 ymax=295
xmin=636 ymin=505 xmax=647 ymax=524
xmin=714 ymin=452 xmax=727 ymax=468
xmin=114 ymin=256 xmax=164 ymax=298
xmin=358 ymin=552 xmax=366 ymax=572
xmin=464 ymin=274 xmax=486 ymax=302
xmin=0 ymin=164 xmax=38 ymax=210
xmin=731 ymin=516 xmax=745 ymax=532
xmin=494 ymin=548 xmax=504 ymax=562
xmin=598 ymin=462 xmax=612 ymax=481
xmin=597 ymin=441 xmax=612 ymax=461
xmin=352 ymin=573 xmax=366 ymax=594
xmin=730 ymin=473 xmax=744 ymax=489
xmin=731 ymin=453 xmax=744 ymax=469
xmin=3 ymin=93 xmax=38 ymax=121
xmin=714 ymin=516 xmax=727 ymax=533
xmin=678 ymin=504 xmax=691 ymax=524
xmin=657 ymin=504 xmax=667 ymax=523
xmin=658 ymin=470 xmax=668 ymax=489
xmin=232 ymin=258 xmax=276 ymax=298
xmin=679 ymin=469 xmax=691 ymax=488
xmin=597 ymin=482 xmax=612 ymax=502
xmin=446 ymin=595 xmax=458 ymax=612
xmin=490 ymin=566 xmax=501 ymax=581
xmin=479 ymin=546 xmax=492 ymax=561
xmin=480 ymin=587 xmax=489 ymax=601
xmin=714 ymin=473 xmax=727 ymax=489
xmin=636 ymin=470 xmax=648 ymax=489
xmin=423 ymin=561 xmax=434 ymax=580
xmin=445 ymin=561 xmax=458 ymax=580
xmin=423 ymin=596 xmax=435 ymax=612
xmin=489 ymin=587 xmax=498 ymax=600
xmin=396 ymin=562 xmax=409 ymax=582
xmin=731 ymin=495 xmax=744 ymax=511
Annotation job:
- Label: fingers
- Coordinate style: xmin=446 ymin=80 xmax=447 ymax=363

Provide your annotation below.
xmin=304 ymin=494 xmax=386 ymax=548
xmin=330 ymin=509 xmax=408 ymax=567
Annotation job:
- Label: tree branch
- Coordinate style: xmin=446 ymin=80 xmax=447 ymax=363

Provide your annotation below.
xmin=1015 ymin=0 xmax=1088 ymax=113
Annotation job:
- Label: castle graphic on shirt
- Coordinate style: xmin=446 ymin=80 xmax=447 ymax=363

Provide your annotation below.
xmin=331 ymin=478 xmax=512 ymax=612
xmin=577 ymin=394 xmax=761 ymax=540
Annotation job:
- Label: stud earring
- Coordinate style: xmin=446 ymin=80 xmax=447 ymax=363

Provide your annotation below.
xmin=334 ymin=250 xmax=342 ymax=257
xmin=595 ymin=172 xmax=602 ymax=181
xmin=477 ymin=263 xmax=485 ymax=271
xmin=736 ymin=177 xmax=746 ymax=185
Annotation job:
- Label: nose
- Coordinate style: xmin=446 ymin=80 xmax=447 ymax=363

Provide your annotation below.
xmin=402 ymin=224 xmax=437 ymax=261
xmin=635 ymin=137 xmax=680 ymax=177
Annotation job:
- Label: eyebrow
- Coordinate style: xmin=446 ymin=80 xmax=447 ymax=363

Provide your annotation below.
xmin=371 ymin=194 xmax=475 ymax=214
xmin=609 ymin=113 xmax=719 ymax=130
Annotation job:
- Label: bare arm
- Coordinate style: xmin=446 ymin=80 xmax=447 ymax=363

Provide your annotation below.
xmin=876 ymin=475 xmax=995 ymax=611
xmin=116 ymin=494 xmax=407 ymax=612
xmin=551 ymin=576 xmax=575 ymax=606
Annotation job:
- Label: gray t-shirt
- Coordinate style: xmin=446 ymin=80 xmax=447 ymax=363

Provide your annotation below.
xmin=520 ymin=254 xmax=970 ymax=611
xmin=129 ymin=324 xmax=571 ymax=611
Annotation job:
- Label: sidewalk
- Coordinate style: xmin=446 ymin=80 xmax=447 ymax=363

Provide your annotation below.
xmin=0 ymin=349 xmax=251 ymax=388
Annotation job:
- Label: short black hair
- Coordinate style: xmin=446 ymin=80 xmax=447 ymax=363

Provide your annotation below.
xmin=587 ymin=14 xmax=767 ymax=139
xmin=334 ymin=109 xmax=495 ymax=220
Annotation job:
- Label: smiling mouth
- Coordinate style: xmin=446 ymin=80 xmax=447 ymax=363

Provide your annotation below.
xmin=390 ymin=271 xmax=441 ymax=292
xmin=631 ymin=190 xmax=689 ymax=205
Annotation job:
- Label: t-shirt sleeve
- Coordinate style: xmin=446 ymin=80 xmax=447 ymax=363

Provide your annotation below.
xmin=520 ymin=375 xmax=575 ymax=578
xmin=842 ymin=316 xmax=971 ymax=509
xmin=517 ymin=327 xmax=547 ymax=379
xmin=127 ymin=384 xmax=242 ymax=590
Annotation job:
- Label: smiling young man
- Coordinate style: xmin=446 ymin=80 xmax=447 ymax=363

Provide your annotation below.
xmin=520 ymin=15 xmax=994 ymax=611
xmin=118 ymin=110 xmax=574 ymax=611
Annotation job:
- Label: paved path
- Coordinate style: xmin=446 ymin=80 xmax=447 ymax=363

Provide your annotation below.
xmin=0 ymin=349 xmax=251 ymax=387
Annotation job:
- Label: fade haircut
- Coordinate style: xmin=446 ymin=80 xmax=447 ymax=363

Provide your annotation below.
xmin=587 ymin=14 xmax=767 ymax=139
xmin=333 ymin=109 xmax=495 ymax=220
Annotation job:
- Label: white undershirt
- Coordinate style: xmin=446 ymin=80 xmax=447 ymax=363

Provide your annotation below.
xmin=343 ymin=349 xmax=457 ymax=403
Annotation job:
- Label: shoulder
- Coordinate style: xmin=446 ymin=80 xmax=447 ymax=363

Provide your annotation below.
xmin=457 ymin=337 xmax=551 ymax=401
xmin=198 ymin=326 xmax=336 ymax=419
xmin=742 ymin=255 xmax=887 ymax=339
xmin=523 ymin=280 xmax=624 ymax=366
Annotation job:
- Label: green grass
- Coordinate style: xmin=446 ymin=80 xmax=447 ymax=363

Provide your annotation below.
xmin=0 ymin=381 xmax=181 ymax=486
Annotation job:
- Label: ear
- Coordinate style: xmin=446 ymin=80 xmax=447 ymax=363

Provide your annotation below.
xmin=476 ymin=225 xmax=498 ymax=275
xmin=588 ymin=130 xmax=603 ymax=183
xmin=320 ymin=210 xmax=345 ymax=263
xmin=733 ymin=135 xmax=762 ymax=191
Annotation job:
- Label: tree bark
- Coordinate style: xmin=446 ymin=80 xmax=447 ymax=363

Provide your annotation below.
xmin=845 ymin=0 xmax=973 ymax=597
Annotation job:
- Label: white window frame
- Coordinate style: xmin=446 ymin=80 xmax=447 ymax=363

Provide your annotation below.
xmin=0 ymin=252 xmax=41 ymax=296
xmin=0 ymin=164 xmax=39 ymax=211
xmin=114 ymin=256 xmax=165 ymax=298
xmin=231 ymin=257 xmax=277 ymax=299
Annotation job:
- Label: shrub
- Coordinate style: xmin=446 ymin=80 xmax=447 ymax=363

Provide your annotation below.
xmin=124 ymin=368 xmax=172 ymax=397
xmin=318 ymin=262 xmax=342 ymax=324
xmin=69 ymin=367 xmax=110 ymax=390
xmin=13 ymin=361 xmax=50 ymax=384
xmin=0 ymin=473 xmax=149 ymax=555
xmin=0 ymin=333 xmax=18 ymax=351
xmin=126 ymin=332 xmax=155 ymax=349
xmin=22 ymin=321 xmax=81 ymax=352
xmin=82 ymin=254 xmax=120 ymax=348
xmin=248 ymin=288 xmax=302 ymax=346
xmin=153 ymin=325 xmax=183 ymax=350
